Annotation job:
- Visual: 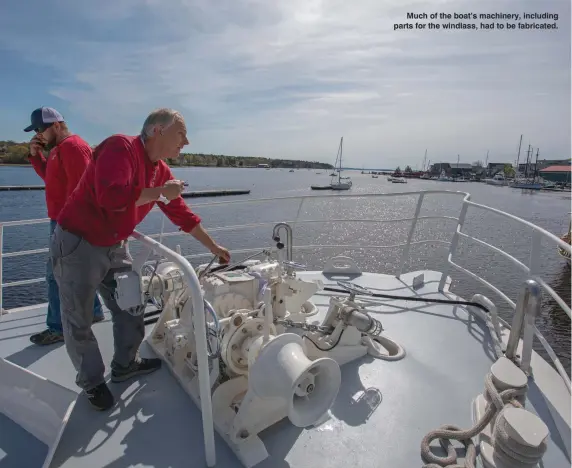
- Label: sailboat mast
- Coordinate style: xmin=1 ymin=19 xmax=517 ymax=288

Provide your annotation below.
xmin=515 ymin=134 xmax=523 ymax=174
xmin=524 ymin=143 xmax=532 ymax=179
xmin=338 ymin=137 xmax=343 ymax=183
xmin=484 ymin=150 xmax=489 ymax=175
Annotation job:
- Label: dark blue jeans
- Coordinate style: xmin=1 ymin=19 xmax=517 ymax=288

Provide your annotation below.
xmin=46 ymin=220 xmax=103 ymax=332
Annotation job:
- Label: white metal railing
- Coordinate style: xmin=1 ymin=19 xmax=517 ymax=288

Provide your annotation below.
xmin=0 ymin=190 xmax=462 ymax=313
xmin=130 ymin=231 xmax=216 ymax=467
xmin=1 ymin=190 xmax=570 ymax=390
xmin=437 ymin=194 xmax=571 ymax=390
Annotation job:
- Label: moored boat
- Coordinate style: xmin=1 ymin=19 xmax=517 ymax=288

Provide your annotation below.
xmin=484 ymin=173 xmax=508 ymax=186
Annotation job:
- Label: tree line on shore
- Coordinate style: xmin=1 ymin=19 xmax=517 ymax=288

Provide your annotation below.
xmin=0 ymin=140 xmax=333 ymax=170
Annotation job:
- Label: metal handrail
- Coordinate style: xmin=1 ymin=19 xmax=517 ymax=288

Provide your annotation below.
xmin=130 ymin=231 xmax=216 ymax=467
xmin=439 ymin=196 xmax=571 ymax=319
xmin=1 ymin=190 xmax=570 ymax=387
xmin=437 ymin=193 xmax=571 ymax=390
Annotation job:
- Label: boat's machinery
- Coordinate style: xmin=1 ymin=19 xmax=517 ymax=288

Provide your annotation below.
xmin=113 ymin=226 xmax=405 ymax=467
xmin=112 ymin=224 xmax=554 ymax=468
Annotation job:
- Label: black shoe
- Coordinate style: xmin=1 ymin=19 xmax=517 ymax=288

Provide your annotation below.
xmin=30 ymin=329 xmax=64 ymax=346
xmin=111 ymin=358 xmax=162 ymax=383
xmin=93 ymin=314 xmax=105 ymax=323
xmin=86 ymin=383 xmax=115 ymax=411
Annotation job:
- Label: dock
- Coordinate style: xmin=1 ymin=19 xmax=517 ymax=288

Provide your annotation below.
xmin=181 ymin=189 xmax=250 ymax=198
xmin=0 ymin=185 xmax=45 ymax=191
xmin=0 ymin=186 xmax=250 ymax=197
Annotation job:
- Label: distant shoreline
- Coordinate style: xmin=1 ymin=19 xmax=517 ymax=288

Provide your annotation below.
xmin=0 ymin=163 xmax=332 ymax=169
xmin=1 ymin=142 xmax=332 ymax=170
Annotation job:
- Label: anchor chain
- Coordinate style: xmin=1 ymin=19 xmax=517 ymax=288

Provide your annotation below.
xmin=273 ymin=317 xmax=333 ymax=334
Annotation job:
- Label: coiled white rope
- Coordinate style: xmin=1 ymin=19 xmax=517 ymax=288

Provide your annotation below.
xmin=420 ymin=372 xmax=546 ymax=468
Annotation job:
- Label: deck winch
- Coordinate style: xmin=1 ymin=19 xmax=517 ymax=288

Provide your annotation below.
xmin=114 ymin=241 xmax=405 ymax=467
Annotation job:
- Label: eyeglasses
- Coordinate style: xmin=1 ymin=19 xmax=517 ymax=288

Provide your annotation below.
xmin=34 ymin=123 xmax=55 ymax=134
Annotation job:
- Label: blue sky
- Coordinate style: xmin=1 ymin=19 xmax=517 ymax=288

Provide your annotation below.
xmin=0 ymin=0 xmax=569 ymax=168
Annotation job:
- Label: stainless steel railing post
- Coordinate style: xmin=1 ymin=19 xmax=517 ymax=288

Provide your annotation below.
xmin=505 ymin=279 xmax=542 ymax=368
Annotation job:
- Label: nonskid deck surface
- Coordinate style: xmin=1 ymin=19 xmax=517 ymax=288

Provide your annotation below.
xmin=0 ymin=271 xmax=568 ymax=467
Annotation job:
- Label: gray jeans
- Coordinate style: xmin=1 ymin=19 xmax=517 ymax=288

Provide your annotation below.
xmin=50 ymin=224 xmax=144 ymax=391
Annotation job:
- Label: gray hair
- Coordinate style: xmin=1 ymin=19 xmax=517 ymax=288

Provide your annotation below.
xmin=141 ymin=108 xmax=183 ymax=139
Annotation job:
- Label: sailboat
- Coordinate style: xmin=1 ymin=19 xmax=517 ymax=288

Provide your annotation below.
xmin=511 ymin=146 xmax=544 ymax=190
xmin=311 ymin=137 xmax=353 ymax=191
xmin=330 ymin=137 xmax=352 ymax=190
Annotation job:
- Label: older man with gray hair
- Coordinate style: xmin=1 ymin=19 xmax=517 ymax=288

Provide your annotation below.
xmin=51 ymin=108 xmax=230 ymax=411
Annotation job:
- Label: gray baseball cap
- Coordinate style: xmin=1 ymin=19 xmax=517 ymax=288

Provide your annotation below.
xmin=24 ymin=107 xmax=65 ymax=132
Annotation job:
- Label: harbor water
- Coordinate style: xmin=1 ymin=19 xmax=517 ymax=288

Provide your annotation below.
xmin=0 ymin=166 xmax=570 ymax=372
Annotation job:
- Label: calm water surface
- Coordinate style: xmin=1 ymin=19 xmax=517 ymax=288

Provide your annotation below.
xmin=0 ymin=166 xmax=570 ymax=371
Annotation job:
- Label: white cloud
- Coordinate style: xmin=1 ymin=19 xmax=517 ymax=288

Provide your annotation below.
xmin=0 ymin=0 xmax=569 ymax=167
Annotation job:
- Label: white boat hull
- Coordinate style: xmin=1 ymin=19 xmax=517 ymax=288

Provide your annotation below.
xmin=484 ymin=179 xmax=507 ymax=186
xmin=330 ymin=183 xmax=352 ymax=190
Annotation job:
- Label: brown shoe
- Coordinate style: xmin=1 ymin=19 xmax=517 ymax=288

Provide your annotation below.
xmin=30 ymin=329 xmax=64 ymax=346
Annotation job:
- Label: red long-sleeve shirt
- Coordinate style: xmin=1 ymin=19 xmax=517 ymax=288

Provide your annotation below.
xmin=57 ymin=134 xmax=201 ymax=247
xmin=28 ymin=135 xmax=93 ymax=220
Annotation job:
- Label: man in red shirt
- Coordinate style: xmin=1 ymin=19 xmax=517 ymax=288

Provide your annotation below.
xmin=51 ymin=108 xmax=230 ymax=410
xmin=25 ymin=107 xmax=104 ymax=346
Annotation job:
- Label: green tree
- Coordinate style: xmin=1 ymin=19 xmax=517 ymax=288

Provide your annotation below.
xmin=503 ymin=164 xmax=515 ymax=178
xmin=0 ymin=139 xmax=335 ymax=169
xmin=0 ymin=144 xmax=29 ymax=164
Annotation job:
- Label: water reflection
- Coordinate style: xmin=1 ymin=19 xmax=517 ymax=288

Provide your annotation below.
xmin=538 ymin=265 xmax=571 ymax=375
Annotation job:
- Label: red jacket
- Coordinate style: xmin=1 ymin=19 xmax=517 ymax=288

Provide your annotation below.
xmin=57 ymin=134 xmax=201 ymax=247
xmin=29 ymin=134 xmax=93 ymax=220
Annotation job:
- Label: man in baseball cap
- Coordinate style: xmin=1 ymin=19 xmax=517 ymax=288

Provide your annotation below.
xmin=24 ymin=106 xmax=66 ymax=133
xmin=25 ymin=107 xmax=104 ymax=345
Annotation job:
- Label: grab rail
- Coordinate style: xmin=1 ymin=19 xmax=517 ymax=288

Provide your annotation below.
xmin=1 ymin=190 xmax=570 ymax=390
xmin=130 ymin=231 xmax=216 ymax=467
xmin=439 ymin=194 xmax=571 ymax=390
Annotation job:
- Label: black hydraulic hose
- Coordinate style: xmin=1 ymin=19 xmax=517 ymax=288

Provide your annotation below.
xmin=322 ymin=287 xmax=490 ymax=313
xmin=143 ymin=287 xmax=490 ymax=326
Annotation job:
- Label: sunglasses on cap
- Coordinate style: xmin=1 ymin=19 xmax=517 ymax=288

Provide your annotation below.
xmin=34 ymin=123 xmax=55 ymax=134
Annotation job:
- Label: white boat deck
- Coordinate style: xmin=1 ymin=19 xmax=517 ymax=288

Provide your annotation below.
xmin=1 ymin=270 xmax=569 ymax=468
